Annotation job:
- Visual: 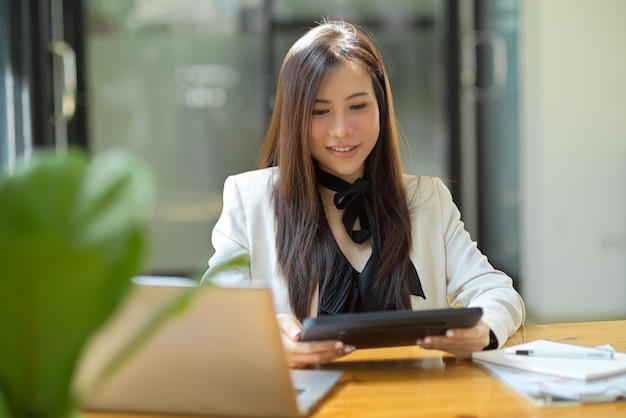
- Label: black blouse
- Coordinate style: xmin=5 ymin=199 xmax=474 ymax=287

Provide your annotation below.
xmin=315 ymin=167 xmax=425 ymax=315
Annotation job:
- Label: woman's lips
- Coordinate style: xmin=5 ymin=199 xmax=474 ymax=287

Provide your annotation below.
xmin=328 ymin=145 xmax=357 ymax=152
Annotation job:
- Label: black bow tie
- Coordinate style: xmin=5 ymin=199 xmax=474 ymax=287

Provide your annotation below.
xmin=315 ymin=168 xmax=374 ymax=245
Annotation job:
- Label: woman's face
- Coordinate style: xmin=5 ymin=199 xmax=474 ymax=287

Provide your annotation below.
xmin=309 ymin=61 xmax=380 ymax=183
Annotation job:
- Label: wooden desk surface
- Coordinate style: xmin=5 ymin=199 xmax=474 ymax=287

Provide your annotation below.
xmin=84 ymin=320 xmax=626 ymax=418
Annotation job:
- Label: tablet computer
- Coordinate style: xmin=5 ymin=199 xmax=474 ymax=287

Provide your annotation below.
xmin=300 ymin=307 xmax=483 ymax=349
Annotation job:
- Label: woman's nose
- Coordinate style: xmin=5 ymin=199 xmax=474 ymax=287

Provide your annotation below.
xmin=329 ymin=112 xmax=353 ymax=137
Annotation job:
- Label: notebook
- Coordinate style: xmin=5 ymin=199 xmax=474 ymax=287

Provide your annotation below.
xmin=472 ymin=339 xmax=626 ymax=380
xmin=74 ymin=277 xmax=343 ymax=417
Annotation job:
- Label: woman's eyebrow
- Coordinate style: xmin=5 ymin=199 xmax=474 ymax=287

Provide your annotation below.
xmin=314 ymin=91 xmax=370 ymax=103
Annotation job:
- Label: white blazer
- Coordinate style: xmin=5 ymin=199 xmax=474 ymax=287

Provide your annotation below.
xmin=203 ymin=167 xmax=525 ymax=347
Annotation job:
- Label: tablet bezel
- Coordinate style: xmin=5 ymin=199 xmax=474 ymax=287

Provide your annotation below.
xmin=300 ymin=307 xmax=483 ymax=349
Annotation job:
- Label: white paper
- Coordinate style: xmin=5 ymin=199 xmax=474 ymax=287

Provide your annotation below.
xmin=472 ymin=339 xmax=626 ymax=380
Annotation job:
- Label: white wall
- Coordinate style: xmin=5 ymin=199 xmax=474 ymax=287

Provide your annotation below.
xmin=520 ymin=0 xmax=626 ymax=322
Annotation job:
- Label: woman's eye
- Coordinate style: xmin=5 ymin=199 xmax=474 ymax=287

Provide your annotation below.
xmin=312 ymin=109 xmax=328 ymax=115
xmin=351 ymin=103 xmax=367 ymax=110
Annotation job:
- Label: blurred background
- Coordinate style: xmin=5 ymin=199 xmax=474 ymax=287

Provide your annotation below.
xmin=1 ymin=0 xmax=624 ymax=324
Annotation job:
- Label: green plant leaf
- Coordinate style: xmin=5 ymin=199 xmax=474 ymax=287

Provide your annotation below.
xmin=0 ymin=388 xmax=11 ymax=418
xmin=0 ymin=149 xmax=154 ymax=418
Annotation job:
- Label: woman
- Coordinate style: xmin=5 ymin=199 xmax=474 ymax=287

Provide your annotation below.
xmin=203 ymin=19 xmax=525 ymax=367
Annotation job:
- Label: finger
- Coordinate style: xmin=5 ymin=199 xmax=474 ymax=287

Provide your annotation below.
xmin=290 ymin=340 xmax=355 ymax=356
xmin=420 ymin=333 xmax=484 ymax=347
xmin=447 ymin=320 xmax=490 ymax=339
xmin=285 ymin=340 xmax=355 ymax=367
xmin=278 ymin=315 xmax=303 ymax=341
xmin=419 ymin=320 xmax=489 ymax=346
xmin=417 ymin=327 xmax=489 ymax=354
xmin=415 ymin=337 xmax=475 ymax=359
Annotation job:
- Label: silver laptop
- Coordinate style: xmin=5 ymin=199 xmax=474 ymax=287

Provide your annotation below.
xmin=74 ymin=276 xmax=342 ymax=417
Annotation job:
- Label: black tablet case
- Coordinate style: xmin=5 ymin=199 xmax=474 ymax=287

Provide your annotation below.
xmin=300 ymin=307 xmax=483 ymax=349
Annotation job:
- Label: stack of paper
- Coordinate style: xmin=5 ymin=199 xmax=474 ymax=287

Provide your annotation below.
xmin=473 ymin=339 xmax=626 ymax=380
xmin=472 ymin=339 xmax=626 ymax=405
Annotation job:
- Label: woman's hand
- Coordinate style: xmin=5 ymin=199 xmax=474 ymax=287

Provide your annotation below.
xmin=278 ymin=315 xmax=356 ymax=368
xmin=416 ymin=319 xmax=492 ymax=359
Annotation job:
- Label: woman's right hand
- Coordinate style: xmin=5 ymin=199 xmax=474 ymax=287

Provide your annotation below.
xmin=278 ymin=315 xmax=355 ymax=368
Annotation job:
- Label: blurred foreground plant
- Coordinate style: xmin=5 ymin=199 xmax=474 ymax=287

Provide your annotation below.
xmin=0 ymin=149 xmax=154 ymax=418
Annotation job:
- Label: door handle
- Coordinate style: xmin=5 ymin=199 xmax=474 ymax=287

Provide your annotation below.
xmin=49 ymin=40 xmax=77 ymax=124
xmin=461 ymin=30 xmax=508 ymax=102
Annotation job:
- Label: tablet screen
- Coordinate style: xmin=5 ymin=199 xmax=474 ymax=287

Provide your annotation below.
xmin=300 ymin=307 xmax=483 ymax=349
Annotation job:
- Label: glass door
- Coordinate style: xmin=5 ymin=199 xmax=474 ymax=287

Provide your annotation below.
xmin=460 ymin=0 xmax=520 ymax=284
xmin=85 ymin=0 xmax=268 ymax=275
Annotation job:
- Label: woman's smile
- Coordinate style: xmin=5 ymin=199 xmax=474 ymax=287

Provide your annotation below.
xmin=327 ymin=144 xmax=360 ymax=156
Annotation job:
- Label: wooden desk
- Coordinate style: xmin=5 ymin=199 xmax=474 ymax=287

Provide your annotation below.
xmin=84 ymin=320 xmax=626 ymax=418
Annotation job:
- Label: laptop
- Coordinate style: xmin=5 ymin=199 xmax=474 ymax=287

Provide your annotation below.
xmin=74 ymin=276 xmax=343 ymax=417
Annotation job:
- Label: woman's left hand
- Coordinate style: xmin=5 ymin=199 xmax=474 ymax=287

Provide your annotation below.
xmin=416 ymin=318 xmax=492 ymax=359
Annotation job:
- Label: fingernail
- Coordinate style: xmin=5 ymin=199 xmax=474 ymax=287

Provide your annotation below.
xmin=344 ymin=345 xmax=356 ymax=353
xmin=416 ymin=339 xmax=424 ymax=347
xmin=424 ymin=337 xmax=432 ymax=344
xmin=335 ymin=341 xmax=344 ymax=349
xmin=446 ymin=330 xmax=454 ymax=337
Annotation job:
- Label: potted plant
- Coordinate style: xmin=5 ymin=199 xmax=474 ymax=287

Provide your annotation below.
xmin=0 ymin=149 xmax=155 ymax=418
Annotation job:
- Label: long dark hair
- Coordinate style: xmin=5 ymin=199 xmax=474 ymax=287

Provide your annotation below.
xmin=256 ymin=20 xmax=413 ymax=320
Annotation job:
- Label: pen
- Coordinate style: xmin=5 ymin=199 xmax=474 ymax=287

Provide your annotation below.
xmin=504 ymin=349 xmax=614 ymax=360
